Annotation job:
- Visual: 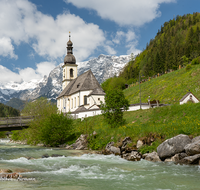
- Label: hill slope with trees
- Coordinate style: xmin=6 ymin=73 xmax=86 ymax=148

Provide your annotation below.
xmin=0 ymin=103 xmax=20 ymax=117
xmin=119 ymin=12 xmax=200 ymax=83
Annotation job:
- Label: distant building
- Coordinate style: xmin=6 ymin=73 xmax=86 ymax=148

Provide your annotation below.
xmin=180 ymin=92 xmax=200 ymax=105
xmin=57 ymin=33 xmax=105 ymax=117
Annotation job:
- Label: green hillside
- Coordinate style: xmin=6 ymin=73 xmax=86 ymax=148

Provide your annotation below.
xmin=124 ymin=64 xmax=200 ymax=104
xmin=120 ymin=12 xmax=200 ymax=83
xmin=0 ymin=103 xmax=20 ymax=117
xmin=6 ymin=98 xmax=26 ymax=111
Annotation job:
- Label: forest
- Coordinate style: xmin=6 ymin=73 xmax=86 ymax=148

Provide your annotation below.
xmin=0 ymin=103 xmax=20 ymax=117
xmin=119 ymin=12 xmax=200 ymax=84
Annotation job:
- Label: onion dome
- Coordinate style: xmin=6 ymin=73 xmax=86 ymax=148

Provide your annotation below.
xmin=64 ymin=33 xmax=76 ymax=64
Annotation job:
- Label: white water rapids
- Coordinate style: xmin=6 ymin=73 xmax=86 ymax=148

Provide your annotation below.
xmin=0 ymin=139 xmax=200 ymax=190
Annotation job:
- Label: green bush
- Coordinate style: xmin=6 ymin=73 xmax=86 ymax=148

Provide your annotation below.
xmin=40 ymin=113 xmax=73 ymax=146
xmin=191 ymin=57 xmax=200 ymax=65
xmin=185 ymin=64 xmax=192 ymax=71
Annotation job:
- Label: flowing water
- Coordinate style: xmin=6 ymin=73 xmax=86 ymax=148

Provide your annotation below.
xmin=0 ymin=139 xmax=200 ymax=190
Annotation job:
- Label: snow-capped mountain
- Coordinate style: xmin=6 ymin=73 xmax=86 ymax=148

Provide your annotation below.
xmin=0 ymin=54 xmax=130 ymax=104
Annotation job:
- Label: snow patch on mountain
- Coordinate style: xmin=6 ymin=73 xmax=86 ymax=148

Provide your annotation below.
xmin=0 ymin=54 xmax=130 ymax=104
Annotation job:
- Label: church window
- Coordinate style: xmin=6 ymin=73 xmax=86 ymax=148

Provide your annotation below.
xmin=84 ymin=96 xmax=87 ymax=105
xmin=75 ymin=97 xmax=76 ymax=108
xmin=70 ymin=69 xmax=73 ymax=77
xmin=78 ymin=96 xmax=79 ymax=106
xmin=71 ymin=98 xmax=73 ymax=108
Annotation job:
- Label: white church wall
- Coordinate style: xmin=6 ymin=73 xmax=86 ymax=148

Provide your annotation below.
xmin=89 ymin=95 xmax=105 ymax=106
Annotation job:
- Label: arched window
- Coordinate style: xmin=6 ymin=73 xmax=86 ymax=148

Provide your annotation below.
xmin=70 ymin=68 xmax=73 ymax=77
xmin=84 ymin=96 xmax=87 ymax=105
xmin=71 ymin=98 xmax=73 ymax=108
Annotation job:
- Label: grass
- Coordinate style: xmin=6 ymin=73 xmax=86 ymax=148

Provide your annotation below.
xmin=73 ymin=102 xmax=200 ymax=153
xmin=124 ymin=64 xmax=200 ymax=104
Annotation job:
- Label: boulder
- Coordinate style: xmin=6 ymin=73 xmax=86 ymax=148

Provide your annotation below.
xmin=121 ymin=137 xmax=132 ymax=151
xmin=170 ymin=153 xmax=188 ymax=162
xmin=122 ymin=151 xmax=142 ymax=161
xmin=136 ymin=140 xmax=144 ymax=149
xmin=192 ymin=136 xmax=200 ymax=143
xmin=180 ymin=154 xmax=200 ymax=165
xmin=184 ymin=140 xmax=200 ymax=156
xmin=66 ymin=134 xmax=88 ymax=150
xmin=105 ymin=142 xmax=121 ymax=155
xmin=144 ymin=151 xmax=161 ymax=162
xmin=157 ymin=134 xmax=191 ymax=160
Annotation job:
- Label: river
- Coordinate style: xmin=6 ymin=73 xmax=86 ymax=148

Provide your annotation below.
xmin=0 ymin=139 xmax=200 ymax=190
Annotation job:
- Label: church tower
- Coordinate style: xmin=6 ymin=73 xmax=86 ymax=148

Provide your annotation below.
xmin=62 ymin=32 xmax=77 ymax=90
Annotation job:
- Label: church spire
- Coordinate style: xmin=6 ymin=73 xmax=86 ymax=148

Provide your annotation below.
xmin=67 ymin=31 xmax=73 ymax=55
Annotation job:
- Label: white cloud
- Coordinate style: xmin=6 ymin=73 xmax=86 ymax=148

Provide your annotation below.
xmin=104 ymin=45 xmax=116 ymax=55
xmin=126 ymin=43 xmax=141 ymax=56
xmin=0 ymin=61 xmax=56 ymax=84
xmin=0 ymin=0 xmax=105 ymax=61
xmin=0 ymin=37 xmax=18 ymax=59
xmin=65 ymin=0 xmax=176 ymax=26
xmin=0 ymin=65 xmax=22 ymax=84
xmin=36 ymin=62 xmax=57 ymax=77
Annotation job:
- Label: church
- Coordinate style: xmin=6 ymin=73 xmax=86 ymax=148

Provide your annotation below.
xmin=57 ymin=34 xmax=105 ymax=118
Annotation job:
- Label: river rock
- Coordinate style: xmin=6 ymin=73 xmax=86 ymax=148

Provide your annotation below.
xmin=122 ymin=151 xmax=141 ymax=161
xmin=144 ymin=151 xmax=161 ymax=162
xmin=51 ymin=154 xmax=65 ymax=157
xmin=104 ymin=142 xmax=121 ymax=155
xmin=170 ymin=153 xmax=188 ymax=162
xmin=0 ymin=169 xmax=13 ymax=173
xmin=184 ymin=140 xmax=200 ymax=156
xmin=42 ymin=153 xmax=50 ymax=158
xmin=66 ymin=134 xmax=88 ymax=150
xmin=180 ymin=154 xmax=200 ymax=165
xmin=121 ymin=137 xmax=132 ymax=151
xmin=75 ymin=134 xmax=88 ymax=150
xmin=136 ymin=140 xmax=144 ymax=149
xmin=192 ymin=136 xmax=200 ymax=143
xmin=157 ymin=134 xmax=191 ymax=160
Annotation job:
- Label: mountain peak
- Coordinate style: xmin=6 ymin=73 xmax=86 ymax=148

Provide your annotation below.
xmin=0 ymin=54 xmax=130 ymax=105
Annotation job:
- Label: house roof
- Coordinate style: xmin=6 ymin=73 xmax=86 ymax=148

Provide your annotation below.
xmin=179 ymin=92 xmax=200 ymax=102
xmin=57 ymin=69 xmax=105 ymax=98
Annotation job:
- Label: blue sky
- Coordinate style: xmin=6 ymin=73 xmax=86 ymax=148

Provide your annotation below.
xmin=0 ymin=0 xmax=200 ymax=84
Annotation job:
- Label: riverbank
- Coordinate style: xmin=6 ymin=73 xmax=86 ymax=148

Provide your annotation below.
xmin=1 ymin=139 xmax=200 ymax=190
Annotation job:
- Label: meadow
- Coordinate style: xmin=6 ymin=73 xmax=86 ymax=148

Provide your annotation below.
xmin=74 ymin=102 xmax=200 ymax=153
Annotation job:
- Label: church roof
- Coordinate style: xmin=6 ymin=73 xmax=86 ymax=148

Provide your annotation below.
xmin=88 ymin=87 xmax=105 ymax=96
xmin=57 ymin=69 xmax=105 ymax=98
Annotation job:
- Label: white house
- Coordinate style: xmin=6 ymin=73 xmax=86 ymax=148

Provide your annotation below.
xmin=180 ymin=92 xmax=200 ymax=105
xmin=57 ymin=34 xmax=105 ymax=116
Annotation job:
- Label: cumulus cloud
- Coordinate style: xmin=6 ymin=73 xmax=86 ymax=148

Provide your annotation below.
xmin=0 ymin=37 xmax=18 ymax=59
xmin=65 ymin=0 xmax=176 ymax=26
xmin=0 ymin=65 xmax=22 ymax=84
xmin=0 ymin=61 xmax=56 ymax=84
xmin=0 ymin=0 xmax=105 ymax=61
xmin=112 ymin=30 xmax=141 ymax=55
